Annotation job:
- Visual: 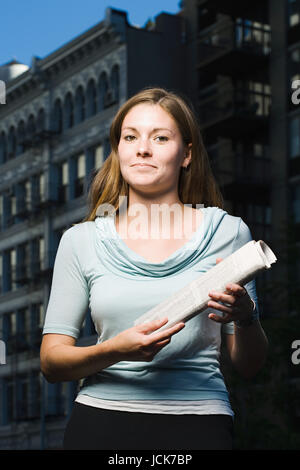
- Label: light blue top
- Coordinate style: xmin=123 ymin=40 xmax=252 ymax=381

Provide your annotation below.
xmin=42 ymin=206 xmax=259 ymax=403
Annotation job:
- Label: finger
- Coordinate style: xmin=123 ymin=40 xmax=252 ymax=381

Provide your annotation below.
xmin=216 ymin=258 xmax=223 ymax=264
xmin=138 ymin=317 xmax=169 ymax=334
xmin=150 ymin=321 xmax=185 ymax=343
xmin=226 ymin=283 xmax=247 ymax=297
xmin=154 ymin=338 xmax=171 ymax=348
xmin=207 ymin=299 xmax=233 ymax=313
xmin=208 ymin=291 xmax=235 ymax=304
xmin=208 ymin=313 xmax=232 ymax=324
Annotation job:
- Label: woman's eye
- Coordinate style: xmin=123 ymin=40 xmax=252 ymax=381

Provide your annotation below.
xmin=155 ymin=136 xmax=169 ymax=142
xmin=124 ymin=135 xmax=136 ymax=141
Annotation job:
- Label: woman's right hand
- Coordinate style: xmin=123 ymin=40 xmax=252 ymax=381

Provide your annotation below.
xmin=110 ymin=317 xmax=185 ymax=362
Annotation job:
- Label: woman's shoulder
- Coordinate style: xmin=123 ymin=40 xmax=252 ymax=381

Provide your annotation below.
xmin=202 ymin=205 xmax=242 ymax=226
xmin=203 ymin=206 xmax=251 ymax=243
xmin=61 ymin=220 xmax=96 ymax=245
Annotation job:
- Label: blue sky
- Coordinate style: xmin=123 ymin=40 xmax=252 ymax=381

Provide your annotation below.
xmin=0 ymin=1 xmax=181 ymax=67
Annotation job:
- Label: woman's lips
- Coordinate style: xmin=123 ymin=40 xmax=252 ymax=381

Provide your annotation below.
xmin=132 ymin=163 xmax=156 ymax=168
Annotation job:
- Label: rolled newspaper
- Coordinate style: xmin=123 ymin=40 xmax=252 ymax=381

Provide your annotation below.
xmin=134 ymin=240 xmax=277 ymax=332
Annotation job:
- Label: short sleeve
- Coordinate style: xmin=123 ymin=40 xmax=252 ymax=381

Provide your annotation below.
xmin=222 ymin=218 xmax=260 ymax=335
xmin=42 ymin=226 xmax=89 ymax=339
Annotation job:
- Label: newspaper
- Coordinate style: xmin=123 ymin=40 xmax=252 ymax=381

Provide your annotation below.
xmin=134 ymin=240 xmax=277 ymax=332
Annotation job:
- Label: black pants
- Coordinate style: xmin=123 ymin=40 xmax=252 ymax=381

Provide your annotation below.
xmin=63 ymin=402 xmax=233 ymax=450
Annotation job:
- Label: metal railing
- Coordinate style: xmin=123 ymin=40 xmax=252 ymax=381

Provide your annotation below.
xmin=197 ymin=17 xmax=271 ymax=67
xmin=207 ymin=140 xmax=271 ymax=186
xmin=198 ymin=81 xmax=271 ymax=127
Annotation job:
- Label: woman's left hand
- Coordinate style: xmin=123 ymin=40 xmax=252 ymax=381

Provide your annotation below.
xmin=207 ymin=258 xmax=254 ymax=324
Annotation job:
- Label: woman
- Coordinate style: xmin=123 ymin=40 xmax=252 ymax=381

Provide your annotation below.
xmin=40 ymin=87 xmax=268 ymax=450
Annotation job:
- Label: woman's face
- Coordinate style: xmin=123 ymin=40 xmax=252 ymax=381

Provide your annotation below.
xmin=117 ymin=103 xmax=191 ymax=197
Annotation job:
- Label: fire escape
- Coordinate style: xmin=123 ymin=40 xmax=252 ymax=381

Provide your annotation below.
xmin=196 ymin=0 xmax=271 ymax=209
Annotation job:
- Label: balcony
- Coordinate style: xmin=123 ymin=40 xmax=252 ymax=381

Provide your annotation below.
xmin=198 ymin=80 xmax=270 ymax=139
xmin=197 ymin=17 xmax=270 ymax=77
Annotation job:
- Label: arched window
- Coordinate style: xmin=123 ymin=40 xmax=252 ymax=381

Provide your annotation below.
xmin=7 ymin=126 xmax=17 ymax=160
xmin=16 ymin=120 xmax=26 ymax=156
xmin=98 ymin=72 xmax=109 ymax=111
xmin=27 ymin=114 xmax=36 ymax=141
xmin=86 ymin=80 xmax=97 ymax=118
xmin=0 ymin=131 xmax=7 ymax=164
xmin=64 ymin=92 xmax=74 ymax=130
xmin=37 ymin=108 xmax=46 ymax=134
xmin=75 ymin=86 xmax=85 ymax=124
xmin=111 ymin=64 xmax=120 ymax=104
xmin=52 ymin=99 xmax=63 ymax=134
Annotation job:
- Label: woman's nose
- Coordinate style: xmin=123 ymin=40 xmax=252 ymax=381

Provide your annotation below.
xmin=137 ymin=138 xmax=152 ymax=156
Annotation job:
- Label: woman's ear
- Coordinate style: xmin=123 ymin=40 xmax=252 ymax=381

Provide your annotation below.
xmin=182 ymin=143 xmax=192 ymax=169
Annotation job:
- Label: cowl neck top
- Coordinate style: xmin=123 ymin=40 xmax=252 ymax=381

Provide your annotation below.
xmin=94 ymin=206 xmax=228 ymax=278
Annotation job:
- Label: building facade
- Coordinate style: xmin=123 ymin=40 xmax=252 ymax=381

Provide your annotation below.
xmin=181 ymin=0 xmax=300 ymax=448
xmin=0 ymin=7 xmax=186 ymax=449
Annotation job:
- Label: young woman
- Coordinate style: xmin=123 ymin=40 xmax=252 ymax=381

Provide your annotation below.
xmin=40 ymin=87 xmax=268 ymax=450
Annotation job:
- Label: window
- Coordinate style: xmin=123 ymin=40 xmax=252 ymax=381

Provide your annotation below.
xmin=31 ymin=303 xmax=44 ymax=349
xmin=94 ymin=145 xmax=104 ymax=170
xmin=235 ymin=18 xmax=270 ymax=55
xmin=37 ymin=108 xmax=46 ymax=133
xmin=16 ymin=181 xmax=29 ymax=220
xmin=2 ymin=378 xmax=14 ymax=424
xmin=248 ymin=81 xmax=271 ymax=116
xmin=74 ymin=154 xmax=85 ymax=198
xmin=0 ymin=253 xmax=2 ymax=294
xmin=39 ymin=238 xmax=45 ymax=271
xmin=31 ymin=173 xmax=45 ymax=208
xmin=291 ymin=184 xmax=300 ymax=223
xmin=5 ymin=190 xmax=17 ymax=227
xmin=86 ymin=79 xmax=97 ymax=118
xmin=39 ymin=173 xmax=45 ymax=202
xmin=52 ymin=99 xmax=63 ymax=133
xmin=290 ymin=115 xmax=300 ymax=158
xmin=7 ymin=126 xmax=16 ymax=160
xmin=16 ymin=120 xmax=26 ymax=155
xmin=64 ymin=93 xmax=74 ymax=130
xmin=16 ymin=243 xmax=30 ymax=286
xmin=26 ymin=114 xmax=36 ymax=142
xmin=0 ymin=195 xmax=3 ymax=231
xmin=16 ymin=308 xmax=30 ymax=351
xmin=3 ymin=312 xmax=16 ymax=354
xmin=111 ymin=64 xmax=120 ymax=104
xmin=288 ymin=0 xmax=300 ymax=27
xmin=98 ymin=72 xmax=108 ymax=111
xmin=290 ymin=47 xmax=300 ymax=108
xmin=58 ymin=161 xmax=68 ymax=203
xmin=30 ymin=237 xmax=45 ymax=278
xmin=0 ymin=131 xmax=7 ymax=163
xmin=10 ymin=248 xmax=17 ymax=291
xmin=75 ymin=86 xmax=85 ymax=124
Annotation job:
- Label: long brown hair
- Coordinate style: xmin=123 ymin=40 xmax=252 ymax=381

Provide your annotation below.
xmin=82 ymin=86 xmax=224 ymax=222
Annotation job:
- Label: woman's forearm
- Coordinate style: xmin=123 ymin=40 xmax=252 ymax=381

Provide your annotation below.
xmin=41 ymin=318 xmax=185 ymax=383
xmin=230 ymin=320 xmax=269 ymax=379
xmin=41 ymin=340 xmax=122 ymax=383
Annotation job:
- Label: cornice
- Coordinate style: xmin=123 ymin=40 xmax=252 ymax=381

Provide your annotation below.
xmin=4 ymin=21 xmax=123 ymax=106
